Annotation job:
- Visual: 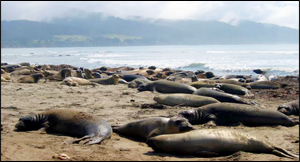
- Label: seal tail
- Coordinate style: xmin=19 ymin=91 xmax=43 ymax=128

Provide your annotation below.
xmin=272 ymin=146 xmax=299 ymax=159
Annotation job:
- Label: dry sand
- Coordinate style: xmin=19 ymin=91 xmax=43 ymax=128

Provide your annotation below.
xmin=1 ymin=76 xmax=299 ymax=161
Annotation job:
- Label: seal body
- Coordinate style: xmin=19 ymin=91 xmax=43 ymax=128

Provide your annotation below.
xmin=61 ymin=77 xmax=96 ymax=86
xmin=15 ymin=109 xmax=112 ymax=145
xmin=178 ymin=103 xmax=298 ymax=126
xmin=248 ymin=81 xmax=279 ymax=89
xmin=121 ymin=74 xmax=147 ymax=82
xmin=215 ymin=83 xmax=251 ymax=96
xmin=128 ymin=78 xmax=152 ymax=88
xmin=277 ymin=100 xmax=299 ymax=116
xmin=112 ymin=116 xmax=194 ymax=140
xmin=193 ymin=88 xmax=250 ymax=104
xmin=89 ymin=74 xmax=120 ymax=85
xmin=138 ymin=80 xmax=197 ymax=94
xmin=16 ymin=73 xmax=43 ymax=83
xmin=153 ymin=93 xmax=220 ymax=107
xmin=147 ymin=129 xmax=298 ymax=158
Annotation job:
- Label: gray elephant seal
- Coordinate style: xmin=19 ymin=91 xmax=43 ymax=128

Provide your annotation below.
xmin=16 ymin=73 xmax=44 ymax=83
xmin=178 ymin=103 xmax=298 ymax=126
xmin=153 ymin=93 xmax=219 ymax=107
xmin=193 ymin=88 xmax=251 ymax=104
xmin=215 ymin=83 xmax=252 ymax=96
xmin=277 ymin=100 xmax=299 ymax=116
xmin=147 ymin=129 xmax=299 ymax=159
xmin=138 ymin=80 xmax=197 ymax=94
xmin=128 ymin=78 xmax=152 ymax=88
xmin=89 ymin=74 xmax=120 ymax=85
xmin=15 ymin=109 xmax=112 ymax=145
xmin=248 ymin=81 xmax=279 ymax=89
xmin=112 ymin=116 xmax=194 ymax=140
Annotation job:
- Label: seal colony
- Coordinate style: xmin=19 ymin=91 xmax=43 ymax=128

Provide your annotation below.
xmin=1 ymin=62 xmax=299 ymax=161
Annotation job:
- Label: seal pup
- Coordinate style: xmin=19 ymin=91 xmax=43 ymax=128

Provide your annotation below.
xmin=89 ymin=74 xmax=120 ymax=85
xmin=193 ymin=88 xmax=251 ymax=104
xmin=15 ymin=109 xmax=112 ymax=145
xmin=128 ymin=78 xmax=152 ymax=88
xmin=16 ymin=73 xmax=44 ymax=83
xmin=153 ymin=93 xmax=220 ymax=107
xmin=277 ymin=100 xmax=299 ymax=116
xmin=112 ymin=116 xmax=194 ymax=140
xmin=178 ymin=102 xmax=298 ymax=126
xmin=138 ymin=80 xmax=197 ymax=94
xmin=147 ymin=129 xmax=299 ymax=159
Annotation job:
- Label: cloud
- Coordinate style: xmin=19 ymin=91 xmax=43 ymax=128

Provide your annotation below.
xmin=1 ymin=1 xmax=299 ymax=29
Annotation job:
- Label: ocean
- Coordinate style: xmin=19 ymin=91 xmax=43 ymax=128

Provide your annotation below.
xmin=1 ymin=44 xmax=299 ymax=76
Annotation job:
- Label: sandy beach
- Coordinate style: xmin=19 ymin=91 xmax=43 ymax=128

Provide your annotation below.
xmin=1 ymin=70 xmax=299 ymax=161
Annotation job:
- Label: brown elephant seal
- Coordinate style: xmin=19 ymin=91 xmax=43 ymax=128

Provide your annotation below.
xmin=193 ymin=88 xmax=251 ymax=104
xmin=1 ymin=76 xmax=10 ymax=82
xmin=189 ymin=80 xmax=216 ymax=89
xmin=89 ymin=74 xmax=120 ymax=85
xmin=277 ymin=100 xmax=299 ymax=116
xmin=16 ymin=73 xmax=44 ymax=83
xmin=153 ymin=93 xmax=219 ymax=107
xmin=178 ymin=103 xmax=298 ymax=126
xmin=60 ymin=77 xmax=98 ymax=86
xmin=248 ymin=81 xmax=279 ymax=89
xmin=215 ymin=79 xmax=250 ymax=89
xmin=15 ymin=109 xmax=112 ymax=145
xmin=1 ymin=69 xmax=11 ymax=81
xmin=138 ymin=80 xmax=197 ymax=94
xmin=43 ymin=68 xmax=72 ymax=81
xmin=215 ymin=83 xmax=252 ymax=96
xmin=112 ymin=116 xmax=194 ymax=140
xmin=147 ymin=129 xmax=299 ymax=159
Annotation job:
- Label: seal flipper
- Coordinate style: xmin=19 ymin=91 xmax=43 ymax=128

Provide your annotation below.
xmin=147 ymin=129 xmax=160 ymax=139
xmin=83 ymin=136 xmax=105 ymax=145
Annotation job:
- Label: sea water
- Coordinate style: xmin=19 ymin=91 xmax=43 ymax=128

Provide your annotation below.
xmin=1 ymin=44 xmax=299 ymax=76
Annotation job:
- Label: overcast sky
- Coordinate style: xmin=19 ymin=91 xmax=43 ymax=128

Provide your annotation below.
xmin=1 ymin=1 xmax=299 ymax=29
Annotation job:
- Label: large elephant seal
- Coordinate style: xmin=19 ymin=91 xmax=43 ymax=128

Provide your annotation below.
xmin=215 ymin=83 xmax=252 ymax=96
xmin=178 ymin=103 xmax=298 ymax=126
xmin=248 ymin=81 xmax=279 ymax=89
xmin=193 ymin=88 xmax=251 ymax=104
xmin=15 ymin=109 xmax=112 ymax=145
xmin=189 ymin=80 xmax=216 ymax=89
xmin=43 ymin=68 xmax=72 ymax=81
xmin=16 ymin=73 xmax=44 ymax=83
xmin=60 ymin=77 xmax=98 ymax=86
xmin=89 ymin=74 xmax=120 ymax=85
xmin=138 ymin=80 xmax=197 ymax=94
xmin=147 ymin=129 xmax=299 ymax=159
xmin=112 ymin=116 xmax=194 ymax=140
xmin=153 ymin=93 xmax=219 ymax=107
xmin=277 ymin=100 xmax=299 ymax=116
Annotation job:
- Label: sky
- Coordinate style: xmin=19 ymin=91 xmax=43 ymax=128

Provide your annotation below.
xmin=1 ymin=1 xmax=299 ymax=29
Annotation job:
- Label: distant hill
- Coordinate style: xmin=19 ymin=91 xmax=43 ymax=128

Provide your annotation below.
xmin=1 ymin=12 xmax=299 ymax=47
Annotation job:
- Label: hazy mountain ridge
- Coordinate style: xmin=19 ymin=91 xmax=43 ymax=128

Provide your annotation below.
xmin=1 ymin=12 xmax=298 ymax=47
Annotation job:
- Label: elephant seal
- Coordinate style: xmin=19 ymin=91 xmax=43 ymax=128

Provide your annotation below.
xmin=215 ymin=83 xmax=252 ymax=96
xmin=1 ymin=76 xmax=9 ymax=82
xmin=250 ymin=74 xmax=268 ymax=82
xmin=60 ymin=77 xmax=98 ymax=86
xmin=43 ymin=68 xmax=72 ymax=81
xmin=89 ymin=74 xmax=120 ymax=85
xmin=128 ymin=78 xmax=152 ymax=88
xmin=277 ymin=100 xmax=299 ymax=116
xmin=248 ymin=81 xmax=279 ymax=89
xmin=189 ymin=80 xmax=216 ymax=89
xmin=147 ymin=129 xmax=299 ymax=159
xmin=121 ymin=74 xmax=147 ymax=82
xmin=138 ymin=80 xmax=197 ymax=94
xmin=16 ymin=73 xmax=44 ymax=83
xmin=15 ymin=109 xmax=112 ymax=145
xmin=193 ymin=88 xmax=250 ymax=104
xmin=112 ymin=116 xmax=194 ymax=140
xmin=178 ymin=103 xmax=298 ymax=126
xmin=153 ymin=93 xmax=219 ymax=107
